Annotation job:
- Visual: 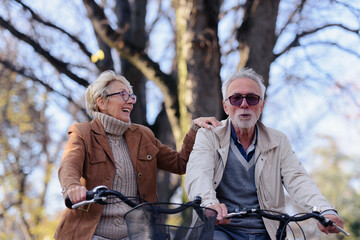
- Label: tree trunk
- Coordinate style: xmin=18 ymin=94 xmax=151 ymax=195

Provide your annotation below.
xmin=116 ymin=0 xmax=148 ymax=125
xmin=237 ymin=0 xmax=280 ymax=92
xmin=176 ymin=0 xmax=223 ymax=125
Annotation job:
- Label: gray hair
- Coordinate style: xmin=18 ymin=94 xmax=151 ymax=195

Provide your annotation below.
xmin=221 ymin=68 xmax=266 ymax=100
xmin=85 ymin=70 xmax=133 ymax=117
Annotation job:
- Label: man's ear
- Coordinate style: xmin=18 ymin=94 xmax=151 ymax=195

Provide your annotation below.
xmin=223 ymin=101 xmax=229 ymax=116
xmin=97 ymin=97 xmax=106 ymax=112
xmin=260 ymin=100 xmax=265 ymax=113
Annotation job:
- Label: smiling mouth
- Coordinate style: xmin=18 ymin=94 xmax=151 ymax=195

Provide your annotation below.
xmin=122 ymin=108 xmax=131 ymax=113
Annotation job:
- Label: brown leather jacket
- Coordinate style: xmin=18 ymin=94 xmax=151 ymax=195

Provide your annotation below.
xmin=54 ymin=118 xmax=196 ymax=239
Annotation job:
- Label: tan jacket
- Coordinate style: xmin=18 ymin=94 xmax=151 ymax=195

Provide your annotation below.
xmin=185 ymin=118 xmax=334 ymax=240
xmin=54 ymin=118 xmax=196 ymax=240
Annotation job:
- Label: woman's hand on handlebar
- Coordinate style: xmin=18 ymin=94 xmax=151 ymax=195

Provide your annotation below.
xmin=208 ymin=203 xmax=231 ymax=225
xmin=67 ymin=185 xmax=88 ymax=204
xmin=317 ymin=214 xmax=344 ymax=234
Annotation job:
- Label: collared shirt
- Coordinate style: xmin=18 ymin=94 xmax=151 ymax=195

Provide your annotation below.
xmin=230 ymin=123 xmax=258 ymax=162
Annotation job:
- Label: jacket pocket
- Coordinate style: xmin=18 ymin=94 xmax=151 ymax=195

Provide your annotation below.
xmin=90 ymin=149 xmax=107 ymax=164
xmin=138 ymin=144 xmax=159 ymax=161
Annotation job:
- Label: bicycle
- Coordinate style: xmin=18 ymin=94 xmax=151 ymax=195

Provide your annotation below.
xmin=65 ymin=185 xmax=217 ymax=240
xmin=224 ymin=208 xmax=350 ymax=240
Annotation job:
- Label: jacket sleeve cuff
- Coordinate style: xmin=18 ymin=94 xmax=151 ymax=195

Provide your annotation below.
xmin=190 ymin=120 xmax=201 ymax=132
xmin=202 ymin=199 xmax=220 ymax=207
xmin=320 ymin=209 xmax=338 ymax=216
xmin=61 ymin=183 xmax=82 ymax=198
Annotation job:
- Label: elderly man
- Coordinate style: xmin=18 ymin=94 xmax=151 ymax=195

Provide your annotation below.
xmin=185 ymin=68 xmax=344 ymax=240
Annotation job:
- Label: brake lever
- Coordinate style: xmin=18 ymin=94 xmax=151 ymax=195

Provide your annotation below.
xmin=72 ymin=199 xmax=95 ymax=209
xmin=65 ymin=185 xmax=108 ymax=209
xmin=317 ymin=213 xmax=350 ymax=237
xmin=224 ymin=210 xmax=248 ymax=219
xmin=325 ymin=218 xmax=351 ymax=236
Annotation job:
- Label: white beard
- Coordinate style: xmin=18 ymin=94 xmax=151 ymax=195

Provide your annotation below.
xmin=232 ymin=110 xmax=258 ymax=130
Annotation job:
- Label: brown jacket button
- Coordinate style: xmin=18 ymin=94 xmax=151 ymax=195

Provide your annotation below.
xmin=146 ymin=155 xmax=152 ymax=160
xmin=138 ymin=173 xmax=142 ymax=178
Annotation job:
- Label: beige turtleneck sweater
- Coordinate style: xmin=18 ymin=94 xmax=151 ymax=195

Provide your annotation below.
xmin=92 ymin=112 xmax=138 ymax=240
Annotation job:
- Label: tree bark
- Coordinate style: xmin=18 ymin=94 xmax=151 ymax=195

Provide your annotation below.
xmin=176 ymin=0 xmax=223 ymax=124
xmin=237 ymin=0 xmax=280 ymax=92
xmin=83 ymin=0 xmax=182 ymax=144
xmin=116 ymin=0 xmax=148 ymax=125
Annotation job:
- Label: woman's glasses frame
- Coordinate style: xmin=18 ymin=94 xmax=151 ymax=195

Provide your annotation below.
xmin=106 ymin=91 xmax=137 ymax=103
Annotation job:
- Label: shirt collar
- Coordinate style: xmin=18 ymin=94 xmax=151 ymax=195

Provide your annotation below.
xmin=230 ymin=123 xmax=258 ymax=154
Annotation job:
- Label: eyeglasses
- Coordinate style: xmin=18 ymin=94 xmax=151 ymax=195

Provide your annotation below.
xmin=226 ymin=93 xmax=261 ymax=106
xmin=106 ymin=91 xmax=137 ymax=103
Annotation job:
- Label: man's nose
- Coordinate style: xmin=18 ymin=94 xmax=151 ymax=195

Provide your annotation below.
xmin=240 ymin=98 xmax=249 ymax=108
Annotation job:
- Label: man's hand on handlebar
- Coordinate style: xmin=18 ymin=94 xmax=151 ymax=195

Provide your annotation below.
xmin=67 ymin=185 xmax=88 ymax=204
xmin=208 ymin=203 xmax=231 ymax=225
xmin=317 ymin=214 xmax=345 ymax=234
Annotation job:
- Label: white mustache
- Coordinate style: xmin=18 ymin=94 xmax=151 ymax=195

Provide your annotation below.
xmin=237 ymin=110 xmax=252 ymax=115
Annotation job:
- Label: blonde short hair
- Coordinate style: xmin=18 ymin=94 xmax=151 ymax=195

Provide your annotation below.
xmin=85 ymin=70 xmax=133 ymax=117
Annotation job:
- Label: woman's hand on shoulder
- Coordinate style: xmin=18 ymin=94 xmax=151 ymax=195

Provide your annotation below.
xmin=193 ymin=117 xmax=221 ymax=130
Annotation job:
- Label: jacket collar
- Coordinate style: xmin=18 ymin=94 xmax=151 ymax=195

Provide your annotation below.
xmin=90 ymin=119 xmax=143 ymax=170
xmin=214 ymin=118 xmax=231 ymax=149
xmin=214 ymin=117 xmax=279 ymax=153
xmin=90 ymin=118 xmax=106 ymax=135
xmin=124 ymin=124 xmax=141 ymax=170
xmin=90 ymin=118 xmax=115 ymax=163
xmin=256 ymin=121 xmax=279 ymax=153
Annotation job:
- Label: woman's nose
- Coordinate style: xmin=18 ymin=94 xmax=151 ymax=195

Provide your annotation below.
xmin=127 ymin=96 xmax=136 ymax=104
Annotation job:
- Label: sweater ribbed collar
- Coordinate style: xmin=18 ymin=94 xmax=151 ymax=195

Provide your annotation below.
xmin=92 ymin=112 xmax=130 ymax=137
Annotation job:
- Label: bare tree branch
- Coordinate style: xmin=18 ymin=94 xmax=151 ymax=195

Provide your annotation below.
xmin=277 ymin=0 xmax=306 ymax=38
xmin=0 ymin=16 xmax=89 ymax=87
xmin=274 ymin=23 xmax=360 ymax=60
xmin=15 ymin=0 xmax=112 ymax=71
xmin=0 ymin=58 xmax=88 ymax=116
xmin=14 ymin=0 xmax=93 ymax=58
xmin=334 ymin=0 xmax=360 ymax=17
xmin=307 ymin=41 xmax=360 ymax=58
xmin=82 ymin=0 xmax=181 ymax=129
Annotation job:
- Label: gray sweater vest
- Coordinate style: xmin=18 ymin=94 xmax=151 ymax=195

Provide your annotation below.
xmin=216 ymin=138 xmax=267 ymax=234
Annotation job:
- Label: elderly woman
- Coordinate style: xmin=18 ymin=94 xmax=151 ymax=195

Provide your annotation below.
xmin=54 ymin=70 xmax=220 ymax=240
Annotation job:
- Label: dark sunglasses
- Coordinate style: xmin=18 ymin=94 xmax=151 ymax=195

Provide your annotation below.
xmin=226 ymin=93 xmax=261 ymax=106
xmin=106 ymin=91 xmax=137 ymax=103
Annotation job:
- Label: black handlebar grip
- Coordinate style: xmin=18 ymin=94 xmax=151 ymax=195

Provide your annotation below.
xmin=64 ymin=190 xmax=96 ymax=209
xmin=64 ymin=185 xmax=108 ymax=209
xmin=65 ymin=195 xmax=73 ymax=209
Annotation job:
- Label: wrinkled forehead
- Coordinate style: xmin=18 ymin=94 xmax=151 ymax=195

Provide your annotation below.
xmin=227 ymin=78 xmax=261 ymax=96
xmin=108 ymin=80 xmax=131 ymax=93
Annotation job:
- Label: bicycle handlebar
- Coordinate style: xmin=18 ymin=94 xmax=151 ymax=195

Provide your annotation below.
xmin=65 ymin=185 xmax=138 ymax=209
xmin=65 ymin=186 xmax=203 ymax=213
xmin=136 ymin=196 xmax=203 ymax=215
xmin=292 ymin=212 xmax=350 ymax=237
xmin=65 ymin=187 xmax=215 ymax=240
xmin=225 ymin=208 xmax=350 ymax=237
